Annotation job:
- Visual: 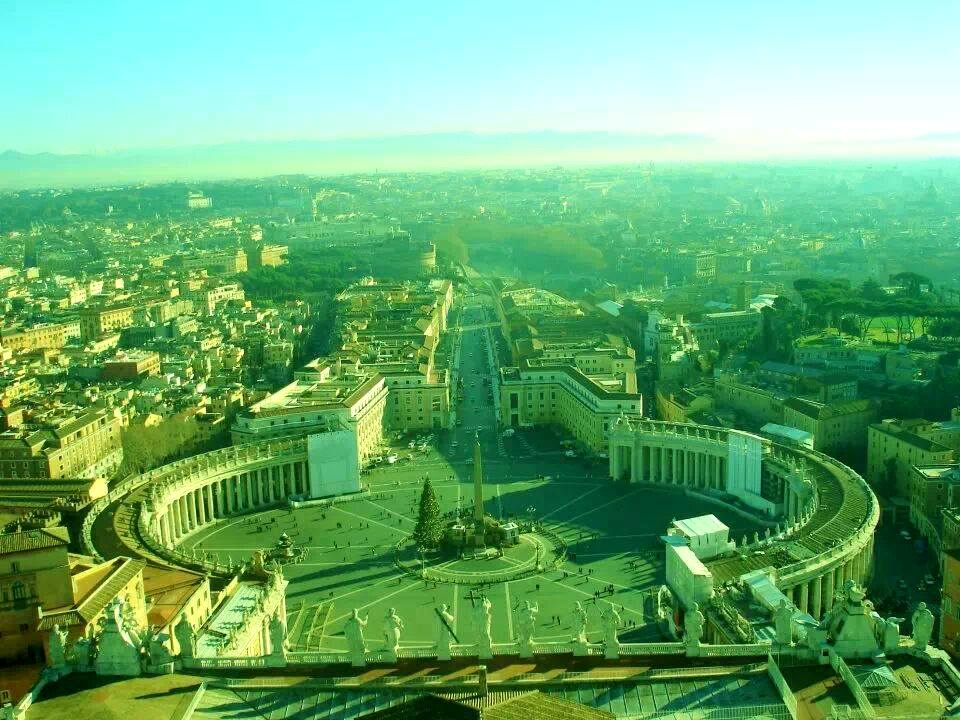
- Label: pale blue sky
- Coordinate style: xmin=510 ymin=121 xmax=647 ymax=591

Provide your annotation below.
xmin=2 ymin=0 xmax=958 ymax=154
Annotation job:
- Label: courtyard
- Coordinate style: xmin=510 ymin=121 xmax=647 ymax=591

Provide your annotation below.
xmin=185 ymin=471 xmax=765 ymax=652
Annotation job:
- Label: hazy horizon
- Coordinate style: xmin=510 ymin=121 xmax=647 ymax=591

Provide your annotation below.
xmin=3 ymin=0 xmax=959 ymax=164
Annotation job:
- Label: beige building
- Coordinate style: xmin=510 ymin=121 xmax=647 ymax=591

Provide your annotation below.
xmin=499 ymin=361 xmax=643 ymax=452
xmin=0 ymin=408 xmax=123 ymax=480
xmin=0 ymin=321 xmax=80 ymax=352
xmin=866 ymin=413 xmax=960 ymax=495
xmin=78 ymin=305 xmax=135 ymax=342
xmin=0 ymin=528 xmax=147 ymax=665
xmin=909 ymin=463 xmax=960 ymax=547
xmin=231 ymin=358 xmax=387 ymax=465
xmin=782 ymin=397 xmax=878 ymax=454
xmin=713 ymin=374 xmax=784 ymax=426
xmin=691 ymin=309 xmax=761 ymax=348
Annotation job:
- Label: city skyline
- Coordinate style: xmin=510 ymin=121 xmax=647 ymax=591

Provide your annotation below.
xmin=2 ymin=0 xmax=959 ymax=158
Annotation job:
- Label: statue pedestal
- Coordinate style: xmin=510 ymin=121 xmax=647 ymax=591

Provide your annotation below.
xmin=573 ymin=639 xmax=589 ymax=657
xmin=684 ymin=640 xmax=702 ymax=657
xmin=518 ymin=640 xmax=534 ymax=659
xmin=437 ymin=643 xmax=451 ymax=661
xmin=349 ymin=651 xmax=366 ymax=668
xmin=604 ymin=641 xmax=620 ymax=660
xmin=477 ymin=641 xmax=493 ymax=660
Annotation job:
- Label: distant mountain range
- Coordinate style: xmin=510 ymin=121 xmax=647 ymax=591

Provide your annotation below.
xmin=1 ymin=131 xmax=958 ymax=190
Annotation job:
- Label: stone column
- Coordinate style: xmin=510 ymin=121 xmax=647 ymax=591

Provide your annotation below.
xmin=811 ymin=574 xmax=823 ymax=620
xmin=245 ymin=473 xmax=253 ymax=508
xmin=266 ymin=468 xmax=275 ymax=503
xmin=208 ymin=483 xmax=217 ymax=520
xmin=660 ymin=446 xmax=667 ymax=483
xmin=672 ymin=449 xmax=679 ymax=484
xmin=198 ymin=488 xmax=207 ymax=526
xmin=799 ymin=581 xmax=809 ymax=614
xmin=823 ymin=568 xmax=834 ymax=611
xmin=174 ymin=496 xmax=184 ymax=534
xmin=636 ymin=444 xmax=644 ymax=483
xmin=226 ymin=477 xmax=235 ymax=514
xmin=191 ymin=490 xmax=197 ymax=530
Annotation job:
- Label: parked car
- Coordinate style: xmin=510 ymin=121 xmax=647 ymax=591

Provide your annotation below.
xmin=386 ymin=454 xmax=398 ymax=464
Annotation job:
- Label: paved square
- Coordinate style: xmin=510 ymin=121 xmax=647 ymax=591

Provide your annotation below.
xmin=186 ymin=472 xmax=763 ymax=652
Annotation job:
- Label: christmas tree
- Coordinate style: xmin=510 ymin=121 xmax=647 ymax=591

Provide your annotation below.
xmin=413 ymin=476 xmax=444 ymax=549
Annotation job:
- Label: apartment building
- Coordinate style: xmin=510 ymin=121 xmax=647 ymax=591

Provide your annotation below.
xmin=691 ymin=309 xmax=761 ymax=348
xmin=231 ymin=358 xmax=387 ymax=465
xmin=0 ymin=408 xmax=123 ymax=480
xmin=101 ymin=351 xmax=162 ymax=380
xmin=499 ymin=360 xmax=643 ymax=452
xmin=866 ymin=413 xmax=960 ymax=495
xmin=0 ymin=321 xmax=81 ymax=352
xmin=0 ymin=528 xmax=147 ymax=664
xmin=78 ymin=304 xmax=135 ymax=342
xmin=782 ymin=397 xmax=878 ymax=453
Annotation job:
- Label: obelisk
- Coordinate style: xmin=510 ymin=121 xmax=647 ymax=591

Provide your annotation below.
xmin=473 ymin=432 xmax=485 ymax=546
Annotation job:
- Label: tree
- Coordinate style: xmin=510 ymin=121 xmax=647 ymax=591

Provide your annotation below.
xmin=413 ymin=477 xmax=444 ymax=549
xmin=891 ymin=271 xmax=932 ymax=298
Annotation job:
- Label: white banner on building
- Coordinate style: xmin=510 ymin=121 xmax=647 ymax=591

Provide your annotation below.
xmin=307 ymin=430 xmax=360 ymax=499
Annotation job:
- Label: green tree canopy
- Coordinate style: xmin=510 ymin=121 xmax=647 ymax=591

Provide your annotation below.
xmin=412 ymin=477 xmax=444 ymax=549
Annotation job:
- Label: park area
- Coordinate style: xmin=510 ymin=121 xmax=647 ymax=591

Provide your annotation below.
xmin=184 ymin=474 xmax=765 ymax=653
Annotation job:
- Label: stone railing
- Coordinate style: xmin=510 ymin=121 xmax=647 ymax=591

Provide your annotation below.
xmin=83 ymin=437 xmax=306 ymax=561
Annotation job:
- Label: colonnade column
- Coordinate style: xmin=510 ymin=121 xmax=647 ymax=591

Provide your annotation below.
xmin=823 ymin=567 xmax=835 ymax=611
xmin=799 ymin=581 xmax=809 ymax=614
xmin=174 ymin=496 xmax=184 ymax=535
xmin=187 ymin=491 xmax=197 ymax=529
xmin=245 ymin=473 xmax=253 ymax=508
xmin=207 ymin=480 xmax=220 ymax=520
xmin=811 ymin=575 xmax=823 ymax=619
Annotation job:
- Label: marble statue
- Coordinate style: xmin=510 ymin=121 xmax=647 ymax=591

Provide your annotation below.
xmin=71 ymin=637 xmax=93 ymax=669
xmin=601 ymin=603 xmax=621 ymax=658
xmin=684 ymin=602 xmax=705 ymax=646
xmin=911 ymin=602 xmax=934 ymax=649
xmin=516 ymin=601 xmax=538 ymax=651
xmin=572 ymin=601 xmax=588 ymax=644
xmin=345 ymin=609 xmax=368 ymax=663
xmin=435 ymin=603 xmax=456 ymax=659
xmin=146 ymin=626 xmax=174 ymax=668
xmin=269 ymin=613 xmax=286 ymax=657
xmin=774 ymin=600 xmax=794 ymax=645
xmin=473 ymin=596 xmax=493 ymax=656
xmin=882 ymin=617 xmax=903 ymax=652
xmin=47 ymin=624 xmax=68 ymax=667
xmin=383 ymin=607 xmax=404 ymax=655
xmin=94 ymin=598 xmax=144 ymax=676
xmin=174 ymin=614 xmax=195 ymax=658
